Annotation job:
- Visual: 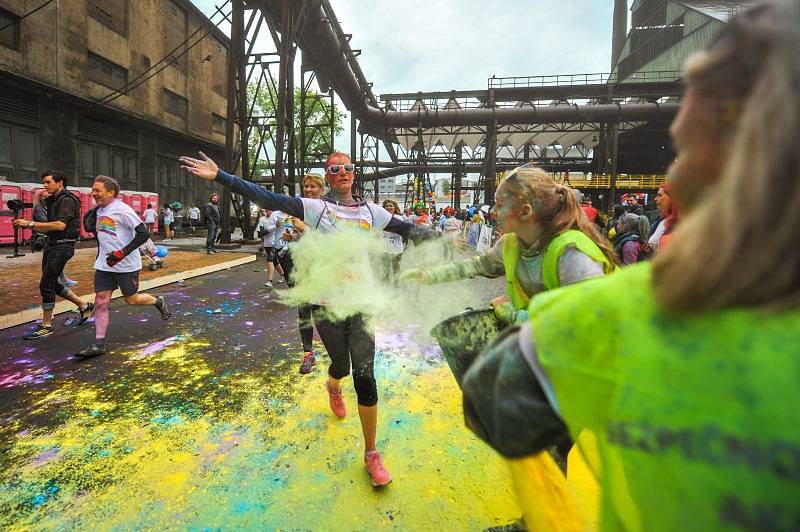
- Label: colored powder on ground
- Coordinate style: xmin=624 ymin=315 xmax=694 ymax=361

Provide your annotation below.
xmin=0 ymin=331 xmax=520 ymax=529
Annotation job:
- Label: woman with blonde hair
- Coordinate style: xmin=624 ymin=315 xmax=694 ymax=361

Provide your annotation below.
xmin=401 ymin=166 xmax=617 ymax=325
xmin=280 ymin=173 xmax=326 ymax=374
xmin=380 ymin=199 xmax=405 ymax=283
xmin=461 ymin=2 xmax=800 ymax=529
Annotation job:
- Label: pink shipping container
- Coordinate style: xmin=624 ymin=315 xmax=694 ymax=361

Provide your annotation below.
xmin=129 ymin=192 xmax=144 ymax=219
xmin=119 ymin=190 xmax=133 ymax=210
xmin=0 ymin=183 xmax=22 ymax=245
xmin=18 ymin=183 xmax=43 ymax=242
xmin=141 ymin=192 xmax=159 ymax=233
xmin=74 ymin=187 xmax=97 ymax=239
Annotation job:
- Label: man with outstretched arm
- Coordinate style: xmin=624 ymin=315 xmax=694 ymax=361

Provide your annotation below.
xmin=76 ymin=176 xmax=171 ymax=359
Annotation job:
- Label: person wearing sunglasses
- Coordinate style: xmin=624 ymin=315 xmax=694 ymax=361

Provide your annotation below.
xmin=179 ymin=150 xmax=438 ymax=487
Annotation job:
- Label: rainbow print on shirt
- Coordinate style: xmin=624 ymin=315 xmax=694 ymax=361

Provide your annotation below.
xmin=327 ymin=205 xmax=372 ymax=231
xmin=98 ymin=216 xmax=117 ymax=237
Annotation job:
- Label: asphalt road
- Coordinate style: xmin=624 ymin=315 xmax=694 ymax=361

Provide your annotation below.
xmin=0 ymin=258 xmax=519 ymax=530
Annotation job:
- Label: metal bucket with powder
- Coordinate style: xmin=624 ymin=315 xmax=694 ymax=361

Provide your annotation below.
xmin=430 ymin=308 xmax=502 ymax=387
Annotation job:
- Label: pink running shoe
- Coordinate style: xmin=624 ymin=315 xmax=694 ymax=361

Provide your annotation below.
xmin=326 ymin=380 xmax=346 ymax=419
xmin=364 ymin=450 xmax=392 ymax=487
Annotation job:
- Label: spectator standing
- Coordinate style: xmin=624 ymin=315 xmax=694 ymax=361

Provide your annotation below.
xmin=380 ymin=199 xmax=405 ymax=283
xmin=188 ymin=205 xmax=201 ymax=235
xmin=258 ymin=208 xmax=286 ymax=288
xmin=162 ymin=204 xmax=174 ymax=240
xmin=579 ymin=193 xmax=599 ymax=224
xmin=13 ymin=171 xmax=94 ymax=339
xmin=613 ymin=213 xmax=643 ymax=265
xmin=279 ymin=173 xmax=325 ymax=374
xmin=648 ymin=184 xmax=678 ymax=254
xmin=204 ymin=193 xmax=220 ymax=254
xmin=143 ymin=204 xmax=157 ymax=234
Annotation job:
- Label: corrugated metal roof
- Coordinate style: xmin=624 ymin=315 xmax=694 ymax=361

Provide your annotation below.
xmin=675 ymin=1 xmax=754 ymax=22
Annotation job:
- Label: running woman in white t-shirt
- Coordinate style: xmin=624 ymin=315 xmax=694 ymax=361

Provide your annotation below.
xmin=180 ymin=151 xmax=438 ymax=487
xmin=75 ymin=176 xmax=171 ymax=359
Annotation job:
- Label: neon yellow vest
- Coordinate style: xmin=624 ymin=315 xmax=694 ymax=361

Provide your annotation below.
xmin=502 ymin=230 xmax=613 ymax=310
xmin=528 ymin=262 xmax=800 ymax=531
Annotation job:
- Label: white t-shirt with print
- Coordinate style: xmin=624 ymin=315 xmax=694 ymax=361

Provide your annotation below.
xmin=301 ymin=198 xmax=392 ymax=234
xmin=94 ymin=199 xmax=144 ymax=273
xmin=383 ymin=214 xmax=405 ymax=254
xmin=189 ymin=207 xmax=200 ymax=220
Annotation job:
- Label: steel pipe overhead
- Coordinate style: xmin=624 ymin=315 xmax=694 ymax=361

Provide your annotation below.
xmin=362 ymin=162 xmax=530 ymax=180
xmin=261 ymin=1 xmax=681 ymax=132
xmin=359 ymin=102 xmax=680 ymax=129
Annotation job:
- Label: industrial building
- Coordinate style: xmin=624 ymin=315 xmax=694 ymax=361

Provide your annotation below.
xmin=0 ymin=0 xmax=230 ymax=212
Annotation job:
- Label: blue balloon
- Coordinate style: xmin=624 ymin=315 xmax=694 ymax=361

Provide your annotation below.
xmin=156 ymin=246 xmax=168 ymax=258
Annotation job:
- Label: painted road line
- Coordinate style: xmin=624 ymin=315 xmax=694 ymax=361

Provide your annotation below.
xmin=0 ymin=255 xmax=256 ymax=331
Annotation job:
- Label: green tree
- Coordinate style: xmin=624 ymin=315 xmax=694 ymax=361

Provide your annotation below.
xmin=247 ymin=81 xmax=345 ymax=181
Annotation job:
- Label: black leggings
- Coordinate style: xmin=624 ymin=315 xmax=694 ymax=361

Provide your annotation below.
xmin=312 ymin=308 xmax=377 ymax=407
xmin=278 ymin=249 xmax=313 ymax=352
xmin=40 ymin=244 xmax=74 ymax=310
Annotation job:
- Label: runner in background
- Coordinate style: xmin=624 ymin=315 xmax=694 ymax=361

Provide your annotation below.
xmin=76 ymin=176 xmax=171 ymax=358
xmin=279 ymin=173 xmax=325 ymax=374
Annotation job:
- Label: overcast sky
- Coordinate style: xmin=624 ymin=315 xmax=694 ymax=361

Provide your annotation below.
xmin=190 ymin=0 xmax=632 ymax=157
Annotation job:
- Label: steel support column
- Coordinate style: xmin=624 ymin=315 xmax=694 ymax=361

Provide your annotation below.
xmin=453 ymin=142 xmax=463 ymax=209
xmin=221 ymin=0 xmax=245 ymax=245
xmin=236 ymin=1 xmax=251 ymax=239
xmin=273 ymin=0 xmax=294 ymax=195
xmin=609 ymin=123 xmax=620 ymax=207
xmin=484 ymin=119 xmax=498 ymax=203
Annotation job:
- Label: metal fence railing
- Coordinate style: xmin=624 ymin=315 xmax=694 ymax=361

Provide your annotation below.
xmin=488 ymin=70 xmax=682 ymax=89
xmin=555 ymin=174 xmax=668 ymax=189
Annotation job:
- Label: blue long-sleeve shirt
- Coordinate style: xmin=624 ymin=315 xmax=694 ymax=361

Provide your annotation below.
xmin=215 ymin=169 xmax=437 ymax=244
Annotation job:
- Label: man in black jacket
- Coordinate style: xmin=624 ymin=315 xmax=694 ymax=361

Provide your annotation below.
xmin=13 ymin=171 xmax=94 ymax=339
xmin=204 ymin=193 xmax=220 ymax=254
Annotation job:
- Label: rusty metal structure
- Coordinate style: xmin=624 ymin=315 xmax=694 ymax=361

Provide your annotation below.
xmin=219 ymin=0 xmax=689 ymax=240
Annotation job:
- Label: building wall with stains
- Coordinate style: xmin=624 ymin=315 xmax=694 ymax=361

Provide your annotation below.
xmin=0 ymin=0 xmax=230 ymax=214
xmin=0 ymin=0 xmax=229 ymax=146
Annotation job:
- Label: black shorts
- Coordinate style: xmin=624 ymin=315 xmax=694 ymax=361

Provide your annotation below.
xmin=189 ymin=219 xmax=198 ymax=228
xmin=95 ymin=269 xmax=140 ymax=297
xmin=265 ymin=247 xmax=278 ymax=263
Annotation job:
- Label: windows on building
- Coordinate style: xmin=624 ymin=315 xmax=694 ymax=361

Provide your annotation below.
xmin=88 ymin=0 xmax=128 ymax=36
xmin=79 ymin=141 xmax=138 ymax=190
xmin=88 ymin=52 xmax=129 ymax=92
xmin=162 ymin=89 xmax=188 ymax=120
xmin=212 ymin=37 xmax=228 ymax=96
xmin=212 ymin=113 xmax=226 ymax=136
xmin=0 ymin=123 xmax=39 ymax=181
xmin=0 ymin=7 xmax=21 ymax=51
xmin=163 ymin=0 xmax=188 ymax=72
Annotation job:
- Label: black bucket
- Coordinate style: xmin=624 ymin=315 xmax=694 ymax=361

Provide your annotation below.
xmin=430 ymin=308 xmax=502 ymax=388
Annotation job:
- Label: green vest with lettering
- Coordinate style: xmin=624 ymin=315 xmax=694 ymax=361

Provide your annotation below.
xmin=528 ymin=262 xmax=800 ymax=531
xmin=502 ymin=229 xmax=613 ymax=310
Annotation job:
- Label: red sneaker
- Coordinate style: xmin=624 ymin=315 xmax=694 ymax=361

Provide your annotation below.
xmin=299 ymin=352 xmax=316 ymax=374
xmin=364 ymin=450 xmax=392 ymax=487
xmin=326 ymin=380 xmax=346 ymax=419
